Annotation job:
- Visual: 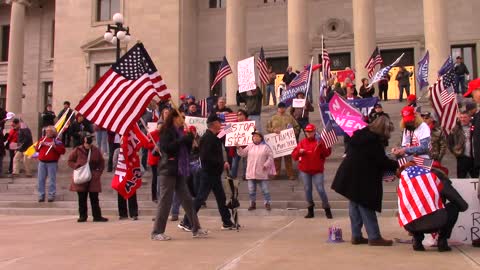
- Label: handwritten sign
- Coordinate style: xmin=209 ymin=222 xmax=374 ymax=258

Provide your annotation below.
xmin=450 ymin=178 xmax=480 ymax=243
xmin=185 ymin=116 xmax=207 ymax=136
xmin=292 ymin=99 xmax=306 ymax=108
xmin=264 ymin=128 xmax=297 ymax=158
xmin=328 ymin=93 xmax=367 ymax=136
xmin=225 ymin=121 xmax=256 ymax=147
xmin=238 ymin=57 xmax=256 ymax=93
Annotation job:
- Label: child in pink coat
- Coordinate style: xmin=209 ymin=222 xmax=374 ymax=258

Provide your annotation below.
xmin=236 ymin=130 xmax=275 ymax=211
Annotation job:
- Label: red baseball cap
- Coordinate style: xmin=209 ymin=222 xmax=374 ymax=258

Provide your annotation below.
xmin=304 ymin=124 xmax=316 ymax=132
xmin=401 ymin=106 xmax=415 ymax=122
xmin=407 ymin=94 xmax=416 ymax=102
xmin=464 ymin=78 xmax=480 ymax=97
xmin=347 ymin=83 xmax=354 ymax=88
xmin=189 ymin=126 xmax=197 ymax=133
xmin=180 ymin=94 xmax=186 ymax=100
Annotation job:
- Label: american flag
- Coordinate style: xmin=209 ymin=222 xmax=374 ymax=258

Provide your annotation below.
xmin=257 ymin=47 xmax=269 ymax=85
xmin=365 ymin=47 xmax=383 ymax=79
xmin=397 ymin=166 xmax=444 ymax=226
xmin=199 ymin=99 xmax=207 ymax=117
xmin=320 ymin=40 xmax=331 ymax=99
xmin=397 ymin=155 xmax=434 ymax=169
xmin=211 ymin=56 xmax=233 ymax=91
xmin=75 ymin=43 xmax=170 ymax=135
xmin=219 ymin=112 xmax=238 ymax=128
xmin=320 ymin=122 xmax=338 ymax=148
xmin=437 ymin=56 xmax=454 ymax=77
xmin=217 ymin=123 xmax=234 ymax=139
xmin=368 ymin=53 xmax=404 ymax=87
xmin=430 ymin=69 xmax=458 ymax=134
xmin=289 ymin=68 xmax=309 ymax=88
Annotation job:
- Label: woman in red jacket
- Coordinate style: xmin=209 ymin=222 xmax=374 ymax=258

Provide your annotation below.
xmin=292 ymin=124 xmax=332 ymax=219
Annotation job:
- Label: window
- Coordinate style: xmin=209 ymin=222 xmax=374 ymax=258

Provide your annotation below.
xmin=209 ymin=61 xmax=222 ymax=96
xmin=320 ymin=52 xmax=351 ymax=71
xmin=209 ymin=0 xmax=225 ymax=8
xmin=50 ymin=21 xmax=55 ymax=58
xmin=1 ymin=25 xmax=10 ymax=62
xmin=43 ymin=82 xmax=53 ymax=108
xmin=266 ymin=56 xmax=288 ymax=74
xmin=95 ymin=63 xmax=113 ymax=83
xmin=380 ymin=48 xmax=414 ymax=67
xmin=0 ymin=85 xmax=6 ymax=109
xmin=452 ymin=44 xmax=477 ymax=78
xmin=96 ymin=0 xmax=120 ymax=21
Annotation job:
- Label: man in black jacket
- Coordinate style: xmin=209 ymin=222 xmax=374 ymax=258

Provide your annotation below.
xmin=179 ymin=114 xmax=235 ymax=231
xmin=12 ymin=118 xmax=33 ymax=177
xmin=455 ymin=56 xmax=470 ymax=95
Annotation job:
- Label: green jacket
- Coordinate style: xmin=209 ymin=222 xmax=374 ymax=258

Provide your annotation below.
xmin=266 ymin=113 xmax=301 ymax=136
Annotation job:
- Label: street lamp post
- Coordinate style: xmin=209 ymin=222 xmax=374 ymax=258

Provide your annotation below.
xmin=103 ymin=13 xmax=131 ymax=61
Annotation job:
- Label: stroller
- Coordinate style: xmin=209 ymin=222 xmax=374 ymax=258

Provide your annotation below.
xmin=224 ymin=169 xmax=241 ymax=231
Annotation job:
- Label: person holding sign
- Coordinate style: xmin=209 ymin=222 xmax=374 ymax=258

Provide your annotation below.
xmin=292 ymin=124 xmax=332 ymax=219
xmin=240 ymin=86 xmax=263 ymax=132
xmin=236 ymin=130 xmax=275 ymax=211
xmin=266 ymin=102 xmax=300 ymax=180
xmin=290 ymin=92 xmax=314 ymax=140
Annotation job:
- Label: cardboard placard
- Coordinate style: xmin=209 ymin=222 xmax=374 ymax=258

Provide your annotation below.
xmin=292 ymin=99 xmax=306 ymax=108
xmin=147 ymin=122 xmax=158 ymax=133
xmin=184 ymin=116 xmax=207 ymax=136
xmin=225 ymin=121 xmax=256 ymax=147
xmin=238 ymin=56 xmax=256 ymax=93
xmin=263 ymin=128 xmax=297 ymax=158
xmin=450 ymin=178 xmax=480 ymax=243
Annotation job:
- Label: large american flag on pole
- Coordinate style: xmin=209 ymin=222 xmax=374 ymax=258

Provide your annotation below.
xmin=320 ymin=39 xmax=331 ymax=99
xmin=430 ymin=69 xmax=458 ymax=134
xmin=257 ymin=47 xmax=269 ymax=85
xmin=368 ymin=53 xmax=404 ymax=88
xmin=365 ymin=47 xmax=383 ymax=79
xmin=211 ymin=56 xmax=233 ymax=90
xmin=75 ymin=43 xmax=170 ymax=135
xmin=397 ymin=166 xmax=444 ymax=227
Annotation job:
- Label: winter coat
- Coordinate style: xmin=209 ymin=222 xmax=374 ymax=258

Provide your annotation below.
xmin=237 ymin=143 xmax=274 ymax=180
xmin=290 ymin=100 xmax=314 ymax=120
xmin=70 ymin=120 xmax=94 ymax=147
xmin=17 ymin=127 xmax=33 ymax=152
xmin=35 ymin=137 xmax=66 ymax=162
xmin=292 ymin=138 xmax=331 ymax=175
xmin=266 ymin=113 xmax=301 ymax=136
xmin=199 ymin=129 xmax=224 ymax=175
xmin=68 ymin=145 xmax=105 ymax=192
xmin=448 ymin=122 xmax=472 ymax=157
xmin=429 ymin=126 xmax=447 ymax=162
xmin=157 ymin=126 xmax=193 ymax=177
xmin=240 ymin=87 xmax=263 ymax=115
xmin=359 ymin=85 xmax=375 ymax=98
xmin=331 ymin=128 xmax=398 ymax=212
xmin=41 ymin=111 xmax=56 ymax=127
xmin=396 ymin=70 xmax=412 ymax=86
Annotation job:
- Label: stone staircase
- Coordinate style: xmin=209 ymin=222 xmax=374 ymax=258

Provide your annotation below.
xmin=0 ymin=99 xmax=458 ymax=217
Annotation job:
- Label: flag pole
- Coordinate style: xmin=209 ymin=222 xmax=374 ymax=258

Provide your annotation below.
xmin=44 ymin=109 xmax=76 ymax=156
xmin=302 ymin=56 xmax=315 ymax=118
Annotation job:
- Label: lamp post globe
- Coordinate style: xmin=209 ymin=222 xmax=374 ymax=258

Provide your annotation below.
xmin=116 ymin=30 xmax=126 ymax=40
xmin=104 ymin=31 xmax=114 ymax=42
xmin=112 ymin=13 xmax=124 ymax=24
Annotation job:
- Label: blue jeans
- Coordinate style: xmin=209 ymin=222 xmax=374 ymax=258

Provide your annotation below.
xmin=349 ymin=201 xmax=381 ymax=240
xmin=299 ymin=171 xmax=330 ymax=208
xmin=37 ymin=161 xmax=58 ymax=199
xmin=266 ymin=84 xmax=276 ymax=105
xmin=157 ymin=175 xmax=181 ymax=216
xmin=249 ymin=114 xmax=262 ymax=133
xmin=230 ymin=153 xmax=247 ymax=179
xmin=248 ymin=180 xmax=271 ymax=203
xmin=398 ymin=85 xmax=410 ymax=101
xmin=455 ymin=75 xmax=466 ymax=94
xmin=95 ymin=130 xmax=108 ymax=155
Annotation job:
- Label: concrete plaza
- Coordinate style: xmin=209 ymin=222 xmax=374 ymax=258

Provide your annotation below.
xmin=1 ymin=215 xmax=480 ymax=270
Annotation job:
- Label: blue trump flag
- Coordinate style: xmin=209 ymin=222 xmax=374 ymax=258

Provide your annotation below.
xmin=320 ymin=97 xmax=379 ymax=135
xmin=416 ymin=51 xmax=429 ymax=89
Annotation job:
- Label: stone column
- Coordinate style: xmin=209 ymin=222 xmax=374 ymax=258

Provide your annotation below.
xmin=287 ymin=0 xmax=309 ymax=71
xmin=423 ymin=0 xmax=449 ymax=84
xmin=226 ymin=0 xmax=246 ymax=105
xmin=352 ymin=0 xmax=376 ymax=86
xmin=6 ymin=0 xmax=29 ymax=114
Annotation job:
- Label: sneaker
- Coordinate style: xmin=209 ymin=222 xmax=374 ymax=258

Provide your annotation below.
xmin=265 ymin=203 xmax=272 ymax=211
xmin=93 ymin=217 xmax=109 ymax=222
xmin=221 ymin=223 xmax=235 ymax=230
xmin=192 ymin=229 xmax=209 ymax=238
xmin=177 ymin=222 xmax=192 ymax=232
xmin=151 ymin=233 xmax=172 ymax=241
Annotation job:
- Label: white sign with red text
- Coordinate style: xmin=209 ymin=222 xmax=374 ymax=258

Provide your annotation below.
xmin=238 ymin=57 xmax=256 ymax=93
xmin=225 ymin=121 xmax=256 ymax=147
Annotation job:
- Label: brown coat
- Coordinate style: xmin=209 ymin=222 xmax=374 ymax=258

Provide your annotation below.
xmin=68 ymin=145 xmax=105 ymax=192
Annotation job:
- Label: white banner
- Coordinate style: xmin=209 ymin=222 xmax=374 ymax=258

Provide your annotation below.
xmin=292 ymin=98 xmax=306 ymax=108
xmin=238 ymin=56 xmax=256 ymax=93
xmin=450 ymin=178 xmax=480 ymax=243
xmin=185 ymin=116 xmax=207 ymax=136
xmin=263 ymin=128 xmax=297 ymax=158
xmin=225 ymin=121 xmax=256 ymax=147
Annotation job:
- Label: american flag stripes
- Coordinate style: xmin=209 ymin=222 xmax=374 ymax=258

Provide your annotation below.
xmin=257 ymin=47 xmax=270 ymax=85
xmin=365 ymin=47 xmax=383 ymax=79
xmin=289 ymin=68 xmax=310 ymax=88
xmin=320 ymin=122 xmax=338 ymax=148
xmin=430 ymin=69 xmax=459 ymax=134
xmin=199 ymin=99 xmax=207 ymax=117
xmin=211 ymin=56 xmax=233 ymax=91
xmin=75 ymin=43 xmax=170 ymax=135
xmin=322 ymin=42 xmax=332 ymax=82
xmin=398 ymin=166 xmax=444 ymax=226
xmin=397 ymin=155 xmax=434 ymax=169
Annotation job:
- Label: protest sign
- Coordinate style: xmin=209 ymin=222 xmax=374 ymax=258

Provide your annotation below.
xmin=238 ymin=57 xmax=256 ymax=93
xmin=264 ymin=128 xmax=297 ymax=158
xmin=328 ymin=93 xmax=368 ymax=136
xmin=225 ymin=121 xmax=256 ymax=146
xmin=147 ymin=122 xmax=157 ymax=133
xmin=450 ymin=178 xmax=480 ymax=243
xmin=335 ymin=70 xmax=355 ymax=83
xmin=292 ymin=99 xmax=306 ymax=108
xmin=185 ymin=116 xmax=207 ymax=136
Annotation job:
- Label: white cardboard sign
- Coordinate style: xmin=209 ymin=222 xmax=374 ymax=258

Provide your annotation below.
xmin=147 ymin=122 xmax=158 ymax=133
xmin=263 ymin=128 xmax=297 ymax=158
xmin=185 ymin=116 xmax=207 ymax=136
xmin=292 ymin=99 xmax=306 ymax=108
xmin=225 ymin=121 xmax=256 ymax=147
xmin=450 ymin=178 xmax=480 ymax=243
xmin=238 ymin=56 xmax=256 ymax=93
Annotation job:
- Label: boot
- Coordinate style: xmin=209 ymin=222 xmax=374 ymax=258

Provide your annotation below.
xmin=304 ymin=205 xmax=314 ymax=218
xmin=248 ymin=201 xmax=256 ymax=211
xmin=437 ymin=238 xmax=452 ymax=252
xmin=368 ymin=237 xmax=393 ymax=246
xmin=412 ymin=237 xmax=425 ymax=251
xmin=324 ymin=208 xmax=333 ymax=219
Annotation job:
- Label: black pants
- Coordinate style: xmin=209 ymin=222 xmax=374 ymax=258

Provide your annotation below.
xmin=378 ymin=86 xmax=388 ymax=101
xmin=141 ymin=148 xmax=148 ymax=171
xmin=77 ymin=192 xmax=102 ymax=219
xmin=151 ymin=165 xmax=158 ymax=202
xmin=182 ymin=169 xmax=232 ymax=227
xmin=8 ymin=150 xmax=14 ymax=173
xmin=107 ymin=143 xmax=120 ymax=172
xmin=61 ymin=131 xmax=70 ymax=147
xmin=411 ymin=203 xmax=460 ymax=242
xmin=117 ymin=193 xmax=138 ymax=218
xmin=457 ymin=156 xmax=480 ymax=178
